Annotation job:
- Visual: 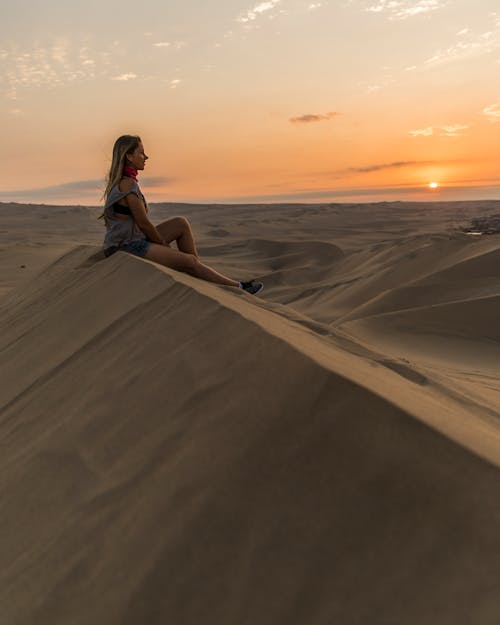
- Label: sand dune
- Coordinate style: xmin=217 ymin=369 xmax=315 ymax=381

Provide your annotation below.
xmin=2 ymin=242 xmax=500 ymax=625
xmin=336 ymin=239 xmax=500 ymax=323
xmin=2 ymin=201 xmax=500 ymax=624
xmin=341 ymin=293 xmax=500 ymax=372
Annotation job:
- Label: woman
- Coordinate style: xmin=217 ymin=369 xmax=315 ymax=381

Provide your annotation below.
xmin=101 ymin=135 xmax=263 ymax=295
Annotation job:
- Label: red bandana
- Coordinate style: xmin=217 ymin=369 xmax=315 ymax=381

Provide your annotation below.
xmin=123 ymin=165 xmax=138 ymax=180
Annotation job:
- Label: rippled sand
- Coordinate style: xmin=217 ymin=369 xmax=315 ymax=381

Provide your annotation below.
xmin=1 ymin=200 xmax=500 ymax=624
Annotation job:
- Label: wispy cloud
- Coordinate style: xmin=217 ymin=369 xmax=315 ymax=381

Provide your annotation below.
xmin=111 ymin=73 xmax=137 ymax=81
xmin=362 ymin=13 xmax=500 ymax=93
xmin=0 ymin=177 xmax=174 ymax=203
xmin=237 ymin=0 xmax=282 ymax=24
xmin=0 ymin=179 xmax=103 ymax=202
xmin=358 ymin=0 xmax=447 ymax=20
xmin=290 ymin=111 xmax=338 ymax=123
xmin=409 ymin=124 xmax=468 ymax=137
xmin=439 ymin=124 xmax=469 ymax=137
xmin=363 ymin=76 xmax=395 ymax=93
xmin=142 ymin=176 xmax=175 ymax=187
xmin=153 ymin=41 xmax=187 ymax=50
xmin=409 ymin=127 xmax=434 ymax=136
xmin=348 ymin=160 xmax=436 ymax=173
xmin=0 ymin=38 xmax=114 ymax=100
xmin=0 ymin=35 xmax=186 ymax=101
xmin=425 ymin=21 xmax=500 ymax=66
xmin=482 ymin=103 xmax=500 ymax=122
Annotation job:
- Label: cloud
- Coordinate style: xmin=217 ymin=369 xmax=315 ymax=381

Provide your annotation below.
xmin=237 ymin=0 xmax=282 ymax=24
xmin=111 ymin=73 xmax=137 ymax=81
xmin=364 ymin=14 xmax=500 ymax=88
xmin=360 ymin=0 xmax=447 ymax=20
xmin=409 ymin=127 xmax=434 ymax=137
xmin=0 ymin=180 xmax=104 ymax=202
xmin=290 ymin=111 xmax=338 ymax=123
xmin=364 ymin=78 xmax=395 ymax=93
xmin=482 ymin=103 xmax=500 ymax=122
xmin=348 ymin=160 xmax=436 ymax=173
xmin=439 ymin=124 xmax=469 ymax=137
xmin=0 ymin=38 xmax=120 ymax=100
xmin=0 ymin=177 xmax=174 ymax=203
xmin=142 ymin=176 xmax=174 ymax=187
xmin=153 ymin=41 xmax=187 ymax=50
xmin=425 ymin=24 xmax=500 ymax=66
xmin=409 ymin=125 xmax=468 ymax=137
xmin=0 ymin=35 xmax=186 ymax=101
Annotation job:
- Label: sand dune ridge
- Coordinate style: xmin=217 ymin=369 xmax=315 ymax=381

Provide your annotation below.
xmin=2 ymin=246 xmax=500 ymax=624
xmin=2 ymin=200 xmax=500 ymax=624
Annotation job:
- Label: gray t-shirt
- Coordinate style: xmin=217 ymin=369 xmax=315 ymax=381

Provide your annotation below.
xmin=102 ymin=180 xmax=147 ymax=251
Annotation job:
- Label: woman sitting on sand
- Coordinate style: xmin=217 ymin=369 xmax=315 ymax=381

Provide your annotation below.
xmin=101 ymin=134 xmax=263 ymax=295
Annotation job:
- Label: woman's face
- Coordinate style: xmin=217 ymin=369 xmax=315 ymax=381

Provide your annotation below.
xmin=127 ymin=142 xmax=149 ymax=170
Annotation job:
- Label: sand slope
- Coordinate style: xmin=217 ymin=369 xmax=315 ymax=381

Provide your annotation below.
xmin=2 ymin=245 xmax=500 ymax=625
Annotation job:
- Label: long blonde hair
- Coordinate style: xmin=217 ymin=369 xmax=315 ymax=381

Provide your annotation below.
xmin=104 ymin=134 xmax=142 ymax=200
xmin=99 ymin=134 xmax=141 ymax=220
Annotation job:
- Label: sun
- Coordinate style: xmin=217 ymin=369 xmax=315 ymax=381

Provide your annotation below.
xmin=428 ymin=182 xmax=439 ymax=189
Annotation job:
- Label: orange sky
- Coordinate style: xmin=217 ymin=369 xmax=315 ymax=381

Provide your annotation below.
xmin=1 ymin=0 xmax=499 ymax=204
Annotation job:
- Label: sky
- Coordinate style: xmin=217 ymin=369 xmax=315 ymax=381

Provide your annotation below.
xmin=1 ymin=0 xmax=500 ymax=205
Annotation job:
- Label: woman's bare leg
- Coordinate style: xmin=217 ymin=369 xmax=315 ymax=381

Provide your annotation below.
xmin=145 ymin=243 xmax=240 ymax=287
xmin=155 ymin=217 xmax=199 ymax=257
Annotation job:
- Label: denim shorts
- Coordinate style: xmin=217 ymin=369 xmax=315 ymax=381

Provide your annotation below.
xmin=104 ymin=239 xmax=152 ymax=258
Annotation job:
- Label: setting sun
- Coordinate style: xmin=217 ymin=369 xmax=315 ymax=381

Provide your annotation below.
xmin=429 ymin=182 xmax=439 ymax=189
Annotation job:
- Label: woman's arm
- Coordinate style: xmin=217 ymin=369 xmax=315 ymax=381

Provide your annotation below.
xmin=120 ymin=180 xmax=165 ymax=245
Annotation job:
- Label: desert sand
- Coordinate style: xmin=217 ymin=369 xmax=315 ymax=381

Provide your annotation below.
xmin=1 ymin=199 xmax=500 ymax=624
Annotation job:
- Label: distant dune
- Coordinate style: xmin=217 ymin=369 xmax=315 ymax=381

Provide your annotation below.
xmin=1 ymin=201 xmax=500 ymax=624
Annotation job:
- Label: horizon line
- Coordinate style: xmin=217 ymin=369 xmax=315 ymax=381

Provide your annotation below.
xmin=1 ymin=183 xmax=500 ymax=206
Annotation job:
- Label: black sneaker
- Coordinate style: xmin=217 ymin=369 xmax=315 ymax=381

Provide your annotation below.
xmin=240 ymin=279 xmax=264 ymax=295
